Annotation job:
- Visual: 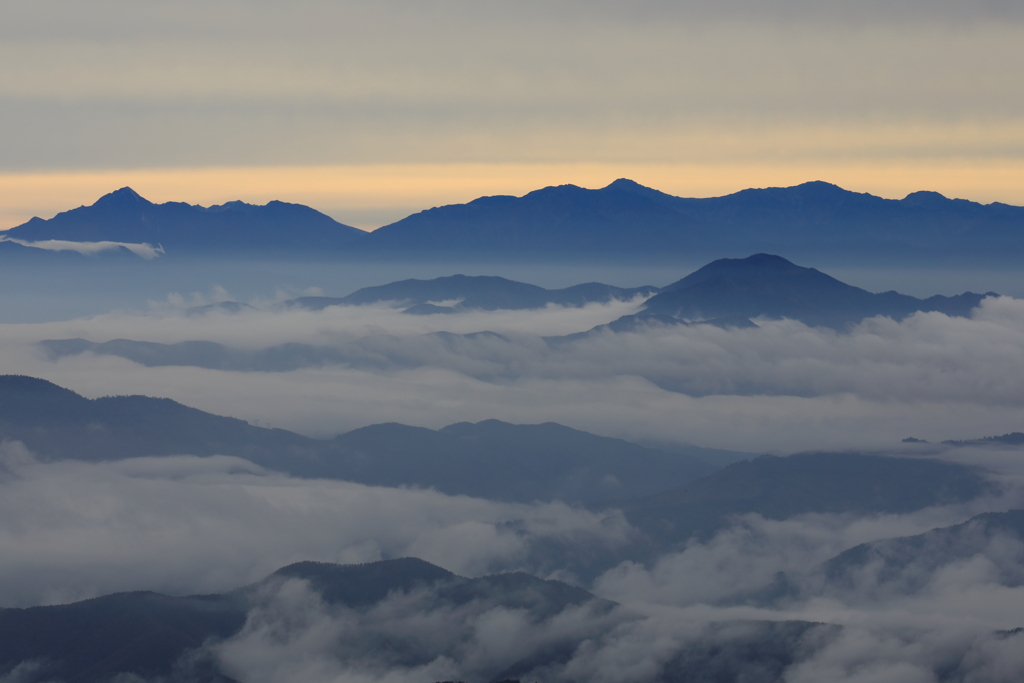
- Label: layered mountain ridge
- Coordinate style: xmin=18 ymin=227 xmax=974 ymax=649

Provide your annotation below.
xmin=0 ymin=375 xmax=725 ymax=504
xmin=0 ymin=557 xmax=606 ymax=683
xmin=7 ymin=180 xmax=1024 ymax=263
xmin=3 ymin=186 xmax=365 ymax=254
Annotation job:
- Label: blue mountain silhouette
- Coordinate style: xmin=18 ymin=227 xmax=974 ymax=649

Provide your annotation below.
xmin=4 ymin=187 xmax=365 ymax=254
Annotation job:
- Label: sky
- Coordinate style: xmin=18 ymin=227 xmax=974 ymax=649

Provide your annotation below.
xmin=2 ymin=0 xmax=1023 ymax=230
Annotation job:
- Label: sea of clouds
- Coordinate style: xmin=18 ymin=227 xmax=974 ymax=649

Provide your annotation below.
xmin=4 ymin=292 xmax=1024 ymax=451
xmin=5 ymin=291 xmax=1024 ymax=680
xmin=3 ymin=436 xmax=1024 ymax=681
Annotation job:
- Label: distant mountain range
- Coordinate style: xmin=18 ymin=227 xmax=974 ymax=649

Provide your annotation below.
xmin=28 ymin=255 xmax=988 ymax=339
xmin=1 ymin=375 xmax=999 ymax=554
xmin=2 ymin=187 xmax=364 ymax=255
xmin=6 ymin=180 xmax=1024 ymax=263
xmin=286 ymin=274 xmax=657 ymax=313
xmin=352 ymin=179 xmax=1024 ymax=262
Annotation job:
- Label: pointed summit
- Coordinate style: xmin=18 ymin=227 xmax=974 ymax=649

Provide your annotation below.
xmin=93 ymin=187 xmax=152 ymax=208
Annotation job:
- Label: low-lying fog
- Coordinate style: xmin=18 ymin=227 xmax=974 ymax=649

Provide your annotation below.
xmin=5 ymin=262 xmax=1024 ymax=681
xmin=1 ymin=259 xmax=1021 ymax=322
xmin=5 ymin=288 xmax=1024 ymax=451
xmin=3 ymin=437 xmax=1024 ymax=682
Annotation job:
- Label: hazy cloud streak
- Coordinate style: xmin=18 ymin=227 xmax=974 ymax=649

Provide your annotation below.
xmin=0 ymin=236 xmax=164 ymax=259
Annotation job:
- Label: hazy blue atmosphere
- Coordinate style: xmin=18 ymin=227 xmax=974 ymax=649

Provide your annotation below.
xmin=4 ymin=1 xmax=1024 ymax=682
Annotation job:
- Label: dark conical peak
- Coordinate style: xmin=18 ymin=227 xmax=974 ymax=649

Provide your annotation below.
xmin=93 ymin=187 xmax=152 ymax=208
xmin=660 ymin=254 xmax=827 ymax=293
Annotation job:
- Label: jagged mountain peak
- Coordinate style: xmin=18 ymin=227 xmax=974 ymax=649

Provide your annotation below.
xmin=5 ymin=186 xmax=364 ymax=253
xmin=93 ymin=186 xmax=152 ymax=207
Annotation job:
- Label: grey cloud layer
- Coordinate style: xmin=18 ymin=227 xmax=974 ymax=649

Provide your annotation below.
xmin=22 ymin=294 xmax=1024 ymax=405
xmin=0 ymin=444 xmax=631 ymax=608
xmin=202 ymin=493 xmax=1024 ymax=683
xmin=10 ymin=295 xmax=1024 ymax=449
xmin=2 ymin=1 xmax=1021 ymax=170
xmin=4 ymin=425 xmax=1024 ymax=679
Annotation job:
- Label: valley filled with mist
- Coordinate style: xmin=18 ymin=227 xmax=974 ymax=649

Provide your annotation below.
xmin=7 ymin=0 xmax=1024 ymax=678
xmin=4 ymin=184 xmax=1024 ymax=682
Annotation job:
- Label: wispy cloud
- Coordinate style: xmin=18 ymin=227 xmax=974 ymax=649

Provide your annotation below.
xmin=0 ymin=236 xmax=164 ymax=259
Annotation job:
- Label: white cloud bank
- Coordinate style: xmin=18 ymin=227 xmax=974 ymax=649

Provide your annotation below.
xmin=0 ymin=443 xmax=631 ymax=608
xmin=0 ymin=236 xmax=164 ymax=259
xmin=4 ymin=294 xmax=1024 ymax=451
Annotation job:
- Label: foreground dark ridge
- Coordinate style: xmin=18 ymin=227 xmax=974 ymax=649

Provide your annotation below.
xmin=3 ymin=557 xmax=885 ymax=683
xmin=6 ymin=180 xmax=1024 ymax=262
xmin=0 ymin=558 xmax=605 ymax=683
xmin=7 ymin=536 xmax=1022 ymax=683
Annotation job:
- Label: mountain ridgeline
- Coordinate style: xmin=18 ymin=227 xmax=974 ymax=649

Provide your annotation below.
xmin=29 ymin=255 xmax=992 ymax=337
xmin=0 ymin=558 xmax=607 ymax=683
xmin=618 ymin=452 xmax=995 ymax=548
xmin=333 ymin=179 xmax=1024 ymax=263
xmin=286 ymin=274 xmax=657 ymax=313
xmin=0 ymin=556 xmax=844 ymax=683
xmin=6 ymin=180 xmax=1024 ymax=263
xmin=2 ymin=187 xmax=365 ymax=254
xmin=0 ymin=375 xmax=1014 ymax=683
xmin=0 ymin=375 xmax=999 ymax=550
xmin=0 ymin=375 xmax=724 ymax=504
